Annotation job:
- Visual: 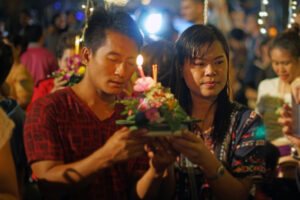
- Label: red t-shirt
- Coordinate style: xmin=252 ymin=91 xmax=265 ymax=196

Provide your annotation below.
xmin=24 ymin=87 xmax=149 ymax=199
xmin=27 ymin=78 xmax=54 ymax=112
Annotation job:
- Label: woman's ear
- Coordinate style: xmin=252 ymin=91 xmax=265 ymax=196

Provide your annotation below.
xmin=81 ymin=47 xmax=92 ymax=66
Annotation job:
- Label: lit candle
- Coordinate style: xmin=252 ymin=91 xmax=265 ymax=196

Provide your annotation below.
xmin=152 ymin=64 xmax=157 ymax=84
xmin=75 ymin=35 xmax=80 ymax=55
xmin=136 ymin=54 xmax=145 ymax=78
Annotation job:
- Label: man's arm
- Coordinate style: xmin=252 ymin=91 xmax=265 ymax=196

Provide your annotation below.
xmin=30 ymin=127 xmax=147 ymax=196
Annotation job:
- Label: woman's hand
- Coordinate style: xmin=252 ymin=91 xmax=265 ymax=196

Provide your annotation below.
xmin=51 ymin=77 xmax=68 ymax=93
xmin=169 ymin=130 xmax=207 ymax=165
xmin=278 ymin=104 xmax=300 ymax=149
xmin=145 ymin=137 xmax=177 ymax=177
xmin=291 ymin=77 xmax=300 ymax=104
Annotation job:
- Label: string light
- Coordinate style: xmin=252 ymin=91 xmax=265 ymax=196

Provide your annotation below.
xmin=258 ymin=0 xmax=269 ymax=35
xmin=287 ymin=0 xmax=298 ymax=29
xmin=203 ymin=0 xmax=208 ymax=24
xmin=104 ymin=0 xmax=129 ymax=7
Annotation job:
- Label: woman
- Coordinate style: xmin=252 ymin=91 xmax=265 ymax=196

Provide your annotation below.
xmin=170 ymin=24 xmax=266 ymax=199
xmin=256 ymin=26 xmax=300 ymax=177
xmin=4 ymin=35 xmax=34 ymax=110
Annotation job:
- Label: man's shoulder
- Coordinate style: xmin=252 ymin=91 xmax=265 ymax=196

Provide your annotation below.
xmin=31 ymin=87 xmax=75 ymax=110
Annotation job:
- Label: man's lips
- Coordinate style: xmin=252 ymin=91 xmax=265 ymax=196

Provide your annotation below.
xmin=109 ymin=80 xmax=124 ymax=87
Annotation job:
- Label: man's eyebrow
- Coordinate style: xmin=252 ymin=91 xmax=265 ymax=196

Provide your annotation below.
xmin=107 ymin=51 xmax=136 ymax=59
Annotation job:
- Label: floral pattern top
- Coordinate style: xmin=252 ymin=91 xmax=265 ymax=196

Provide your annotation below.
xmin=175 ymin=103 xmax=266 ymax=200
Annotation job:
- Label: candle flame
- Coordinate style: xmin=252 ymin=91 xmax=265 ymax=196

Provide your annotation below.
xmin=136 ymin=54 xmax=144 ymax=66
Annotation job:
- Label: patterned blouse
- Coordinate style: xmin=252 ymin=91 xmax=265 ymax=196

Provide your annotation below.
xmin=175 ymin=103 xmax=266 ymax=200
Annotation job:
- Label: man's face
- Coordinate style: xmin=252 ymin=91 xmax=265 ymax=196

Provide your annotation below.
xmin=181 ymin=0 xmax=202 ymax=23
xmin=84 ymin=30 xmax=138 ymax=95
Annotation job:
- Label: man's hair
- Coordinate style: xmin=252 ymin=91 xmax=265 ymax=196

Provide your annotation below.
xmin=24 ymin=24 xmax=43 ymax=43
xmin=56 ymin=31 xmax=78 ymax=58
xmin=84 ymin=8 xmax=143 ymax=52
xmin=0 ymin=41 xmax=13 ymax=85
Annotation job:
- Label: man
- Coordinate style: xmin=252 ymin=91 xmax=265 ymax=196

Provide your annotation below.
xmin=24 ymin=8 xmax=176 ymax=199
xmin=181 ymin=0 xmax=204 ymax=24
xmin=20 ymin=25 xmax=57 ymax=86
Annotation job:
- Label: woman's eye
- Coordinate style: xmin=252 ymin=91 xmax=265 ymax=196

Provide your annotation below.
xmin=283 ymin=61 xmax=291 ymax=66
xmin=215 ymin=60 xmax=224 ymax=65
xmin=194 ymin=61 xmax=205 ymax=66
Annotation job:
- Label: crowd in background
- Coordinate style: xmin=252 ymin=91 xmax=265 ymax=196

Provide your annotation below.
xmin=0 ymin=0 xmax=300 ymax=199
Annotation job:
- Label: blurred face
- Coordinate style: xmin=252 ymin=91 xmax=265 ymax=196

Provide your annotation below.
xmin=58 ymin=48 xmax=75 ymax=70
xmin=55 ymin=14 xmax=67 ymax=30
xmin=181 ymin=0 xmax=203 ymax=23
xmin=270 ymin=48 xmax=300 ymax=83
xmin=84 ymin=31 xmax=138 ymax=95
xmin=183 ymin=41 xmax=228 ymax=101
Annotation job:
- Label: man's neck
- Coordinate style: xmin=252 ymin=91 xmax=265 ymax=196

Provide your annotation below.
xmin=72 ymin=78 xmax=116 ymax=108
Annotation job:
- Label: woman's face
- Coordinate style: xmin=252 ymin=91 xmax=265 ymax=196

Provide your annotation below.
xmin=183 ymin=41 xmax=228 ymax=101
xmin=270 ymin=47 xmax=300 ymax=84
xmin=58 ymin=48 xmax=75 ymax=70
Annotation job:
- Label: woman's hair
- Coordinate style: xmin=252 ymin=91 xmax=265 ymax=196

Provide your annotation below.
xmin=171 ymin=24 xmax=232 ymax=144
xmin=141 ymin=40 xmax=175 ymax=87
xmin=56 ymin=31 xmax=78 ymax=59
xmin=84 ymin=8 xmax=143 ymax=53
xmin=269 ymin=24 xmax=300 ymax=59
xmin=0 ymin=40 xmax=13 ymax=85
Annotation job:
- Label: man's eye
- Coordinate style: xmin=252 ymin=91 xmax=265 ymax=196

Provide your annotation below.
xmin=107 ymin=56 xmax=119 ymax=62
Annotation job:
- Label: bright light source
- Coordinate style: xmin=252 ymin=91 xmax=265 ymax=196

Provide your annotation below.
xmin=263 ymin=0 xmax=269 ymax=5
xmin=293 ymin=13 xmax=297 ymax=17
xmin=136 ymin=54 xmax=144 ymax=66
xmin=82 ymin=4 xmax=86 ymax=9
xmin=292 ymin=1 xmax=297 ymax=5
xmin=142 ymin=0 xmax=151 ymax=5
xmin=291 ymin=18 xmax=295 ymax=23
xmin=90 ymin=7 xmax=94 ymax=12
xmin=259 ymin=11 xmax=268 ymax=17
xmin=260 ymin=28 xmax=267 ymax=34
xmin=258 ymin=19 xmax=263 ymax=25
xmin=144 ymin=13 xmax=162 ymax=34
xmin=288 ymin=24 xmax=292 ymax=28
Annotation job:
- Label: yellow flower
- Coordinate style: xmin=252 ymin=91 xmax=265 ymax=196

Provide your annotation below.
xmin=78 ymin=66 xmax=86 ymax=75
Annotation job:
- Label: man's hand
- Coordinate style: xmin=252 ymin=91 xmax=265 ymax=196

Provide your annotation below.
xmin=145 ymin=137 xmax=177 ymax=177
xmin=99 ymin=127 xmax=148 ymax=165
xmin=51 ymin=77 xmax=68 ymax=93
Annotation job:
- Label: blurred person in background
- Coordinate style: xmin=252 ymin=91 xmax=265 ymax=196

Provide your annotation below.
xmin=27 ymin=31 xmax=78 ymax=111
xmin=4 ymin=35 xmax=34 ymax=110
xmin=181 ymin=0 xmax=204 ymax=25
xmin=0 ymin=40 xmax=28 ymax=198
xmin=21 ymin=24 xmax=57 ymax=86
xmin=256 ymin=26 xmax=300 ymax=179
xmin=0 ymin=107 xmax=18 ymax=200
xmin=44 ymin=13 xmax=67 ymax=53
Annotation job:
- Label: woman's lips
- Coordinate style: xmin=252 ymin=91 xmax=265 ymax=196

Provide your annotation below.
xmin=279 ymin=74 xmax=289 ymax=80
xmin=202 ymin=81 xmax=217 ymax=88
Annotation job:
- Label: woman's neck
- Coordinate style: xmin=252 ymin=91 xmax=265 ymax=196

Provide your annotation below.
xmin=191 ymin=94 xmax=217 ymax=131
xmin=278 ymin=79 xmax=291 ymax=96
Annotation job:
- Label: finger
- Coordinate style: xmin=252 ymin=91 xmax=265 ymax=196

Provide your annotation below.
xmin=280 ymin=105 xmax=292 ymax=118
xmin=129 ymin=128 xmax=149 ymax=138
xmin=180 ymin=130 xmax=202 ymax=143
xmin=58 ymin=79 xmax=68 ymax=86
xmin=278 ymin=117 xmax=292 ymax=126
xmin=157 ymin=137 xmax=178 ymax=156
xmin=282 ymin=125 xmax=293 ymax=136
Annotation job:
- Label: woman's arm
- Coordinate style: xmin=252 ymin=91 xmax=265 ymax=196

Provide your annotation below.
xmin=170 ymin=131 xmax=253 ymax=200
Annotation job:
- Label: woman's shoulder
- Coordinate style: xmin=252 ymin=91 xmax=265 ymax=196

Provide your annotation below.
xmin=231 ymin=102 xmax=262 ymax=129
xmin=258 ymin=77 xmax=279 ymax=90
xmin=0 ymin=108 xmax=14 ymax=149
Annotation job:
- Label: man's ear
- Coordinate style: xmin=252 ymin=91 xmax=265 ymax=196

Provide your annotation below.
xmin=81 ymin=47 xmax=92 ymax=66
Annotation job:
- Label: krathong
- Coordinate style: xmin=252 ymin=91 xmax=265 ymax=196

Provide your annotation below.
xmin=116 ymin=55 xmax=200 ymax=136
